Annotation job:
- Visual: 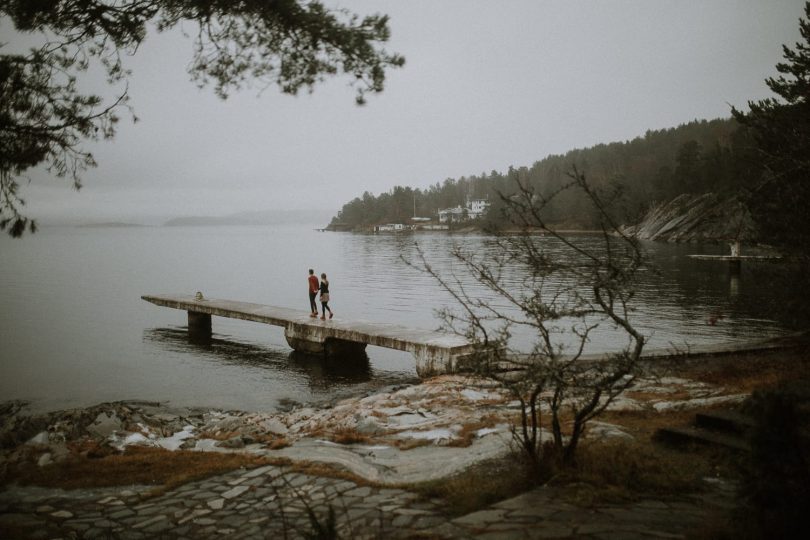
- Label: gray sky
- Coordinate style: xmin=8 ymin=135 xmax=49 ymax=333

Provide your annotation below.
xmin=7 ymin=0 xmax=808 ymax=224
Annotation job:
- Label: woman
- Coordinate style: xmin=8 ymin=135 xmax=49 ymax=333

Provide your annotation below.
xmin=319 ymin=273 xmax=333 ymax=320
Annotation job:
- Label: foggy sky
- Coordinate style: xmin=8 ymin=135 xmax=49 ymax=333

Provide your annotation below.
xmin=5 ymin=0 xmax=807 ymax=225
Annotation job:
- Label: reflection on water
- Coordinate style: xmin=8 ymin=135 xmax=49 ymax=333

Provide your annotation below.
xmin=341 ymin=232 xmax=797 ymax=352
xmin=0 ymin=225 xmax=802 ymax=413
xmin=144 ymin=327 xmax=375 ymax=390
xmin=287 ymin=351 xmax=373 ymax=386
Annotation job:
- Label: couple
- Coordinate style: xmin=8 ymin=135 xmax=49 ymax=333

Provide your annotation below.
xmin=307 ymin=269 xmax=333 ymax=320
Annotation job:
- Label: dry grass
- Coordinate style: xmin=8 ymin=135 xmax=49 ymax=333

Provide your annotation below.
xmin=329 ymin=427 xmax=373 ymax=445
xmin=553 ymin=439 xmax=731 ymax=505
xmin=408 ymin=454 xmax=534 ymax=516
xmin=624 ymin=389 xmax=694 ymax=402
xmin=2 ymin=446 xmax=285 ymax=492
xmin=446 ymin=416 xmax=501 ymax=448
xmin=66 ymin=437 xmax=119 ymax=459
xmin=289 ymin=461 xmax=374 ymax=487
xmin=196 ymin=430 xmax=242 ymax=441
xmin=410 ymin=435 xmax=734 ymax=516
xmin=669 ymin=345 xmax=810 ymax=394
xmin=393 ymin=438 xmax=433 ymax=450
xmin=459 ymin=348 xmax=810 ymax=511
xmin=689 ymin=512 xmax=739 ymax=540
xmin=264 ymin=437 xmax=291 ymax=450
xmin=599 ymin=408 xmax=706 ymax=439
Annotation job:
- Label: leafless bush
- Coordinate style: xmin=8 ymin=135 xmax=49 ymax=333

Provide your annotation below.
xmin=413 ymin=168 xmax=647 ymax=467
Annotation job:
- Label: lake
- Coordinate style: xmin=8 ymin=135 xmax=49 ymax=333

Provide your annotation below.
xmin=0 ymin=224 xmax=799 ymax=413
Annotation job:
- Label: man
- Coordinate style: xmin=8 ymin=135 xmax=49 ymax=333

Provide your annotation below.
xmin=308 ymin=269 xmax=320 ymax=317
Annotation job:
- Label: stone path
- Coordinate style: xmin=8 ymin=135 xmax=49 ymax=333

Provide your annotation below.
xmin=0 ymin=464 xmax=735 ymax=539
xmin=437 ymin=480 xmax=735 ymax=539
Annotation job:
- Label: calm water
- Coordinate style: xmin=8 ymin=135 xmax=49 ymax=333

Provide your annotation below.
xmin=0 ymin=224 xmax=799 ymax=413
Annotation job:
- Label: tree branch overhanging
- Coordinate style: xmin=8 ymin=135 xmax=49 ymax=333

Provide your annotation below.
xmin=0 ymin=0 xmax=405 ymax=237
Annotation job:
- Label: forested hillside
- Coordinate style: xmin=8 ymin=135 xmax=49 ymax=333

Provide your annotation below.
xmin=329 ymin=117 xmax=760 ymax=230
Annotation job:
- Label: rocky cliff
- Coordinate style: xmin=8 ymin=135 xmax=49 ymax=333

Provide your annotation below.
xmin=623 ymin=193 xmax=757 ymax=243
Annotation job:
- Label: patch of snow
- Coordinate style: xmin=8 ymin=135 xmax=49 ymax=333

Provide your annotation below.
xmin=356 ymin=445 xmax=391 ymax=451
xmin=109 ymin=432 xmax=151 ymax=450
xmin=605 ymin=398 xmax=646 ymax=411
xmin=133 ymin=423 xmax=155 ymax=439
xmin=387 ymin=412 xmax=435 ymax=427
xmin=194 ymin=439 xmax=220 ymax=451
xmin=475 ymin=427 xmax=501 ymax=438
xmin=155 ymin=425 xmax=196 ymax=451
xmin=460 ymin=389 xmax=491 ymax=401
xmin=397 ymin=428 xmax=454 ymax=441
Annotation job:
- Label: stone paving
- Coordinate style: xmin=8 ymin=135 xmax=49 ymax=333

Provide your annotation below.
xmin=437 ymin=480 xmax=735 ymax=539
xmin=0 ymin=463 xmax=735 ymax=539
xmin=0 ymin=464 xmax=447 ymax=539
xmin=0 ymin=367 xmax=748 ymax=540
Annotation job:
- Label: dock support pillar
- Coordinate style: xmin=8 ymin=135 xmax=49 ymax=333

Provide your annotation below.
xmin=730 ymin=241 xmax=741 ymax=257
xmin=284 ymin=323 xmax=367 ymax=357
xmin=728 ymin=241 xmax=742 ymax=275
xmin=188 ymin=311 xmax=212 ymax=337
xmin=412 ymin=344 xmax=475 ymax=378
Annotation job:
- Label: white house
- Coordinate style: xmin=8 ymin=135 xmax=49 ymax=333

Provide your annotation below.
xmin=468 ymin=198 xmax=490 ymax=219
xmin=438 ymin=198 xmax=490 ymax=223
xmin=438 ymin=206 xmax=465 ymax=223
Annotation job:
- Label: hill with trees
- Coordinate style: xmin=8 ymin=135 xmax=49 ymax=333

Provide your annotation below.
xmin=329 ymin=117 xmax=760 ymax=231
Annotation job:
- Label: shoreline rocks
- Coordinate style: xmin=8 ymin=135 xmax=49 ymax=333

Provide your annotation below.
xmin=1 ymin=372 xmax=746 ymax=485
xmin=622 ymin=192 xmax=757 ymax=244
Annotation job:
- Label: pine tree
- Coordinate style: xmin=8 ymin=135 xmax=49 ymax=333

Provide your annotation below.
xmin=732 ymin=2 xmax=810 ymax=258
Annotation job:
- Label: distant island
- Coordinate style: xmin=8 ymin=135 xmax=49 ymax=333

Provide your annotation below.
xmin=77 ymin=222 xmax=147 ymax=228
xmin=164 ymin=216 xmax=255 ymax=227
xmin=164 ymin=209 xmax=335 ymax=228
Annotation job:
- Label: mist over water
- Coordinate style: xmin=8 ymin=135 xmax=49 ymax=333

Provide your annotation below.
xmin=0 ymin=224 xmax=798 ymax=413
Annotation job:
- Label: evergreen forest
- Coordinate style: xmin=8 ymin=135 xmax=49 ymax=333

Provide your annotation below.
xmin=329 ymin=117 xmax=761 ymax=230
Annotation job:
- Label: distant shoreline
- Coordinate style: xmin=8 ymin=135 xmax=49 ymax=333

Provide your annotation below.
xmin=325 ymin=223 xmax=605 ymax=234
xmin=76 ymin=222 xmax=148 ymax=228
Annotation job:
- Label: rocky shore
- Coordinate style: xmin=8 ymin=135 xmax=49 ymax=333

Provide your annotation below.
xmin=1 ymin=372 xmax=747 ymax=487
xmin=1 ymin=367 xmax=755 ymax=539
xmin=621 ymin=193 xmax=757 ymax=244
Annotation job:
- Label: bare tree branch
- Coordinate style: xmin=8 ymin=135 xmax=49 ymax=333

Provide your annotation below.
xmin=411 ymin=168 xmax=648 ymax=467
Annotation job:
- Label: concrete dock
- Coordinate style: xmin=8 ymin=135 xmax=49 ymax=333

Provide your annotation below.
xmin=141 ymin=294 xmax=473 ymax=377
xmin=687 ymin=240 xmax=783 ymax=274
xmin=687 ymin=254 xmax=783 ymax=262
